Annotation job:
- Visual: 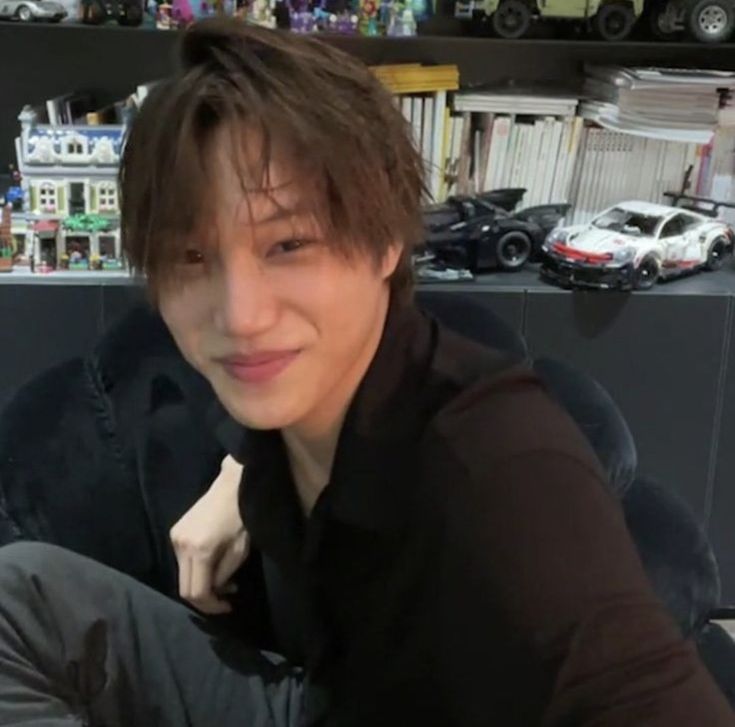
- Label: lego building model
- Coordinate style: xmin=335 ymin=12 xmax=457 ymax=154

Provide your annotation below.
xmin=13 ymin=104 xmax=125 ymax=273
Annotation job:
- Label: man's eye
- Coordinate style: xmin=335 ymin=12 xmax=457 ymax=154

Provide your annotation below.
xmin=183 ymin=249 xmax=205 ymax=265
xmin=268 ymin=239 xmax=309 ymax=257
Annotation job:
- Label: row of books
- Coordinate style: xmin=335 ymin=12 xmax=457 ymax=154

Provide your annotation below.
xmin=446 ymin=109 xmax=734 ymax=225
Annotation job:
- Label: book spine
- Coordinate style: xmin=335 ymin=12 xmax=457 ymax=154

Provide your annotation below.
xmin=430 ymin=90 xmax=448 ymax=201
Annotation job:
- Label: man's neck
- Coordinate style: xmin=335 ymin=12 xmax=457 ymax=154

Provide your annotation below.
xmin=281 ymin=293 xmax=391 ymax=514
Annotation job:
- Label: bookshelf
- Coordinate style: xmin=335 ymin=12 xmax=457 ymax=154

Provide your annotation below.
xmin=2 ymin=21 xmax=735 ymax=168
xmin=3 ymin=21 xmax=735 ymax=605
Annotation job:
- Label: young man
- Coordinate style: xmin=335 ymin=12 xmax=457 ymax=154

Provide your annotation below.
xmin=0 ymin=17 xmax=732 ymax=727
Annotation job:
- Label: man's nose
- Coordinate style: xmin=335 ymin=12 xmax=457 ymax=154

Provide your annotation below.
xmin=212 ymin=252 xmax=279 ymax=338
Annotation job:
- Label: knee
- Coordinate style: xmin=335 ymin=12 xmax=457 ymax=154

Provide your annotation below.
xmin=0 ymin=541 xmax=75 ymax=583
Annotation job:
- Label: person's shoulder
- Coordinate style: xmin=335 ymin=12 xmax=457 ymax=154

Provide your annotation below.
xmin=423 ymin=339 xmax=604 ymax=483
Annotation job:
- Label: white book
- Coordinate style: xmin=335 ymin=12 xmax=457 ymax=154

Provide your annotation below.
xmin=690 ymin=144 xmax=704 ymax=196
xmin=430 ymin=91 xmax=447 ymax=201
xmin=506 ymin=124 xmax=522 ymax=188
xmin=636 ymin=138 xmax=656 ymax=200
xmin=549 ymin=118 xmax=570 ymax=203
xmin=610 ymin=133 xmax=626 ymax=207
xmin=540 ymin=117 xmax=560 ymax=203
xmin=567 ymin=125 xmax=589 ymax=223
xmin=524 ymin=118 xmax=546 ymax=205
xmin=400 ymin=95 xmax=412 ymax=128
xmin=577 ymin=126 xmax=600 ymax=223
xmin=560 ymin=117 xmax=585 ymax=205
xmin=487 ymin=116 xmax=513 ymax=191
xmin=473 ymin=128 xmax=482 ymax=193
xmin=411 ymin=96 xmax=423 ymax=153
xmin=422 ymin=96 xmax=434 ymax=186
xmin=587 ymin=128 xmax=606 ymax=219
xmin=497 ymin=117 xmax=516 ymax=188
xmin=510 ymin=123 xmax=532 ymax=189
xmin=506 ymin=122 xmax=524 ymax=188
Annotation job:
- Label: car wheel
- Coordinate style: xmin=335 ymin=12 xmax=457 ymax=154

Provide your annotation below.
xmin=705 ymin=237 xmax=730 ymax=271
xmin=595 ymin=2 xmax=637 ymax=40
xmin=492 ymin=0 xmax=532 ymax=38
xmin=633 ymin=257 xmax=660 ymax=290
xmin=645 ymin=2 xmax=682 ymax=38
xmin=496 ymin=231 xmax=532 ymax=271
xmin=687 ymin=0 xmax=735 ymax=42
xmin=16 ymin=4 xmax=32 ymax=20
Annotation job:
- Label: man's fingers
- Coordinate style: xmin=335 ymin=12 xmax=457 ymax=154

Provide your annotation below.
xmin=188 ymin=553 xmax=215 ymax=603
xmin=213 ymin=533 xmax=250 ymax=589
xmin=178 ymin=556 xmax=192 ymax=603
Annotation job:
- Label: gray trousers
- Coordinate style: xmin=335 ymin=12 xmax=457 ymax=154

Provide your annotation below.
xmin=0 ymin=542 xmax=304 ymax=727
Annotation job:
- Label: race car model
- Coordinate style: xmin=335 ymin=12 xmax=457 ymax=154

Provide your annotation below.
xmin=422 ymin=190 xmax=570 ymax=274
xmin=540 ymin=197 xmax=735 ymax=291
xmin=0 ymin=0 xmax=66 ymax=21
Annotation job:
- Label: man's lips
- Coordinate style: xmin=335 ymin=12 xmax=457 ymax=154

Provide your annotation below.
xmin=217 ymin=350 xmax=301 ymax=384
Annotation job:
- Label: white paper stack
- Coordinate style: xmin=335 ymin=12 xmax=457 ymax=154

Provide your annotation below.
xmin=582 ymin=65 xmax=735 ymax=144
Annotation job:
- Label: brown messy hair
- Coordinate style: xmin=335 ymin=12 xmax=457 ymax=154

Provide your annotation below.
xmin=119 ymin=18 xmax=426 ymax=303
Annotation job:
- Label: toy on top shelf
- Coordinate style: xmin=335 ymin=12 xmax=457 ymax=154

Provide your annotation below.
xmin=540 ymin=196 xmax=735 ymax=291
xmin=454 ymin=0 xmax=644 ymax=40
xmin=645 ymin=0 xmax=735 ymax=43
xmin=81 ymin=0 xmax=143 ymax=24
xmin=14 ymin=102 xmax=126 ymax=273
xmin=0 ymin=0 xmax=67 ymax=21
xmin=417 ymin=188 xmax=570 ymax=280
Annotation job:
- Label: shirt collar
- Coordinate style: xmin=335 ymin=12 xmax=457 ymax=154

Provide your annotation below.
xmin=205 ymin=297 xmax=436 ymax=564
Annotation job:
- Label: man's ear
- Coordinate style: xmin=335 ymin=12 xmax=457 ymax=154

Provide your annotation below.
xmin=380 ymin=243 xmax=403 ymax=280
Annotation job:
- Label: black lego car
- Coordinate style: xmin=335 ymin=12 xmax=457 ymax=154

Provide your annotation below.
xmin=422 ymin=189 xmax=570 ymax=274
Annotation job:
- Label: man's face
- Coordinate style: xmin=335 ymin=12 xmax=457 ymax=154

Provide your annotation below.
xmin=157 ymin=134 xmax=400 ymax=433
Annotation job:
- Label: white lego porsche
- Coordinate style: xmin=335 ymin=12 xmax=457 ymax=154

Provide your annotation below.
xmin=541 ymin=199 xmax=735 ymax=290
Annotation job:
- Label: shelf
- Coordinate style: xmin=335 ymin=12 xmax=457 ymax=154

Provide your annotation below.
xmin=6 ymin=262 xmax=735 ymax=297
xmin=421 ymin=263 xmax=735 ymax=296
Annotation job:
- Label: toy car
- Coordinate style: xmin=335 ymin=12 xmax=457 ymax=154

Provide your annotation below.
xmin=540 ymin=197 xmax=735 ymax=291
xmin=454 ymin=0 xmax=644 ymax=40
xmin=422 ymin=190 xmax=570 ymax=274
xmin=645 ymin=0 xmax=734 ymax=42
xmin=0 ymin=0 xmax=67 ymax=21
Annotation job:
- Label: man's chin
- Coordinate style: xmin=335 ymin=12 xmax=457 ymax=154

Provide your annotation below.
xmin=218 ymin=395 xmax=301 ymax=431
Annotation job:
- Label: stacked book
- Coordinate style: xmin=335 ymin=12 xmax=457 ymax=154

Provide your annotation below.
xmin=580 ymin=65 xmax=735 ymax=144
xmin=371 ymin=63 xmax=460 ymax=203
xmin=448 ymin=89 xmax=584 ymax=207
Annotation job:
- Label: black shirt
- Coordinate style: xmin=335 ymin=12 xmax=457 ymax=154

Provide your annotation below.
xmin=214 ymin=300 xmax=733 ymax=726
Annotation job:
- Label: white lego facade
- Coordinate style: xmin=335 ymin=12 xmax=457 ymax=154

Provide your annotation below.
xmin=15 ymin=105 xmax=124 ymax=270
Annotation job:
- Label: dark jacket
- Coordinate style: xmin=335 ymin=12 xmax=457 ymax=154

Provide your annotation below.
xmin=0 ymin=296 xmax=732 ymax=720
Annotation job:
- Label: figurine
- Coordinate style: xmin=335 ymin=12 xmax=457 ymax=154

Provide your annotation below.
xmin=358 ymin=0 xmax=379 ymax=34
xmin=386 ymin=0 xmax=416 ymax=34
xmin=288 ymin=0 xmax=315 ymax=31
xmin=0 ymin=0 xmax=67 ymax=21
xmin=81 ymin=0 xmax=143 ymax=25
xmin=540 ymin=196 xmax=735 ymax=291
xmin=246 ymin=0 xmax=276 ymax=26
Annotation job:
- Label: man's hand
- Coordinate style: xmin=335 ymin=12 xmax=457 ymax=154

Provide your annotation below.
xmin=170 ymin=455 xmax=250 ymax=615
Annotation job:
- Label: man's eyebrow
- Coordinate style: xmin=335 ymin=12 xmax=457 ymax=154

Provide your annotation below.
xmin=252 ymin=205 xmax=307 ymax=226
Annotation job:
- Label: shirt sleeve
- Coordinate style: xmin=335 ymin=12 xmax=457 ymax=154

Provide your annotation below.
xmin=427 ymin=443 xmax=734 ymax=726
